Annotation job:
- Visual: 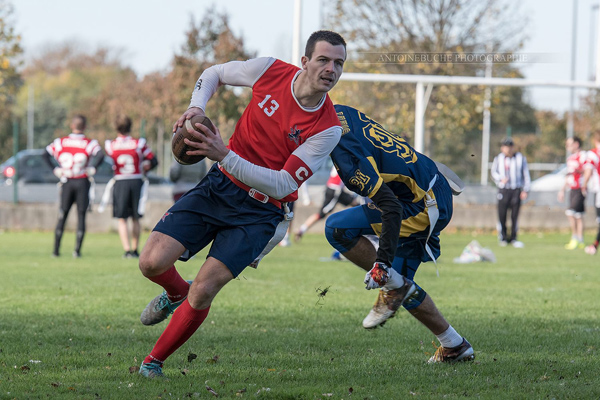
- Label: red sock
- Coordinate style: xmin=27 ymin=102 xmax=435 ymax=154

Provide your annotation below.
xmin=144 ymin=299 xmax=210 ymax=365
xmin=148 ymin=266 xmax=190 ymax=301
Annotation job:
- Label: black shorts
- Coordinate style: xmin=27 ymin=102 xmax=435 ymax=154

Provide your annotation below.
xmin=567 ymin=188 xmax=585 ymax=215
xmin=113 ymin=178 xmax=144 ymax=219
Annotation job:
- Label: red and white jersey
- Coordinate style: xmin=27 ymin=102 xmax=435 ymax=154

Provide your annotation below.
xmin=46 ymin=133 xmax=101 ymax=179
xmin=104 ymin=135 xmax=155 ymax=180
xmin=191 ymin=57 xmax=342 ymax=202
xmin=326 ymin=166 xmax=344 ymax=190
xmin=566 ymin=150 xmax=587 ymax=189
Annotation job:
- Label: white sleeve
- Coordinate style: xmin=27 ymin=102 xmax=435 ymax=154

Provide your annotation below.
xmin=218 ymin=126 xmax=342 ymax=199
xmin=490 ymin=155 xmax=501 ymax=184
xmin=189 ymin=57 xmax=276 ymax=110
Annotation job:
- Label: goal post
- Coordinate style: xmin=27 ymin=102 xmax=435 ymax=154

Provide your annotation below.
xmin=339 ymin=72 xmax=600 ymax=185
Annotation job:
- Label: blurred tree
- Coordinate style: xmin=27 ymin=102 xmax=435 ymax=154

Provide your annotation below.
xmin=161 ymin=6 xmax=256 ymax=139
xmin=325 ymin=0 xmax=537 ymax=182
xmin=15 ymin=42 xmax=137 ymax=147
xmin=0 ymin=0 xmax=23 ymax=161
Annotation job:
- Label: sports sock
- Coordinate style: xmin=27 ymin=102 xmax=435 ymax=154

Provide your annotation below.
xmin=148 ymin=266 xmax=190 ymax=301
xmin=144 ymin=300 xmax=210 ymax=365
xmin=436 ymin=325 xmax=463 ymax=348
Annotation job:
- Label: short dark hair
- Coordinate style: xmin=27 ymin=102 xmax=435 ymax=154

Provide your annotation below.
xmin=71 ymin=115 xmax=86 ymax=131
xmin=115 ymin=115 xmax=132 ymax=134
xmin=571 ymin=136 xmax=582 ymax=147
xmin=304 ymin=30 xmax=346 ymax=59
xmin=501 ymin=137 xmax=514 ymax=146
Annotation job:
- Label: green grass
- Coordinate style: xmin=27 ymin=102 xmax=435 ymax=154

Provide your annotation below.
xmin=0 ymin=230 xmax=598 ymax=399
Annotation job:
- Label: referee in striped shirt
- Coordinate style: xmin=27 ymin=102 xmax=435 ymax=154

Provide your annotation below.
xmin=491 ymin=137 xmax=531 ymax=248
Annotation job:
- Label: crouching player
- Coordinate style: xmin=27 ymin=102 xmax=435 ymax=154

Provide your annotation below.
xmin=325 ymin=105 xmax=474 ymax=363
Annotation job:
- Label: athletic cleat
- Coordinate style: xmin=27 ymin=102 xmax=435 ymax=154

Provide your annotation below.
xmin=73 ymin=251 xmax=81 ymax=258
xmin=138 ymin=361 xmax=165 ymax=378
xmin=130 ymin=250 xmax=140 ymax=258
xmin=511 ymin=240 xmax=525 ymax=248
xmin=362 ymin=277 xmax=416 ymax=329
xmin=140 ymin=281 xmax=191 ymax=326
xmin=564 ymin=239 xmax=579 ymax=250
xmin=428 ymin=338 xmax=475 ymax=364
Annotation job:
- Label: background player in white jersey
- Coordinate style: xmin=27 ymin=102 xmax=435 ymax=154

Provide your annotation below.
xmin=104 ymin=115 xmax=158 ymax=258
xmin=558 ymin=136 xmax=587 ymax=250
xmin=43 ymin=115 xmax=103 ymax=258
xmin=136 ymin=30 xmax=346 ymax=378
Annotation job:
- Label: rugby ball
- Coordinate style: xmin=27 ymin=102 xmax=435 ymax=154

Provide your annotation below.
xmin=171 ymin=115 xmax=216 ymax=165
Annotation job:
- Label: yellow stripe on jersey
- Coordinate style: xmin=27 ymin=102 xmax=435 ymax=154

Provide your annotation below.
xmin=379 ymin=173 xmax=428 ymax=203
xmin=366 ymin=156 xmax=384 ymax=198
xmin=369 ymin=188 xmax=435 ymax=237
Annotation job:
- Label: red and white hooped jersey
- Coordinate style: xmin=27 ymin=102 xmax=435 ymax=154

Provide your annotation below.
xmin=46 ymin=133 xmax=101 ymax=179
xmin=104 ymin=135 xmax=156 ymax=180
xmin=566 ymin=150 xmax=587 ymax=189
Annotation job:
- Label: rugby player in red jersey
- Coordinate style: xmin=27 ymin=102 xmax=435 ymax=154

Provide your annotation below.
xmin=104 ymin=115 xmax=158 ymax=258
xmin=137 ymin=30 xmax=346 ymax=378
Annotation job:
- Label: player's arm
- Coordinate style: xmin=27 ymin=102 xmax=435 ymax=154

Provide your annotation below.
xmin=490 ymin=156 xmax=501 ymax=185
xmin=217 ymin=126 xmax=342 ymax=199
xmin=173 ymin=57 xmax=276 ymax=132
xmin=331 ymin=134 xmax=401 ymax=267
xmin=521 ymin=155 xmax=531 ymax=193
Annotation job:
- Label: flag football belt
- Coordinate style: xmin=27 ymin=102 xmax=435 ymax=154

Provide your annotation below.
xmin=219 ymin=166 xmax=282 ymax=209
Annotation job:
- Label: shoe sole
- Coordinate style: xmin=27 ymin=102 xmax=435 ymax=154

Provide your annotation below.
xmin=362 ymin=282 xmax=417 ymax=329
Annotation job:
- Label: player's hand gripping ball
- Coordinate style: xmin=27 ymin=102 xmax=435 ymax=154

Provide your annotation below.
xmin=171 ymin=115 xmax=216 ymax=165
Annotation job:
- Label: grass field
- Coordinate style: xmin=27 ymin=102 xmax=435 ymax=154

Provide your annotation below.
xmin=0 ymin=230 xmax=598 ymax=399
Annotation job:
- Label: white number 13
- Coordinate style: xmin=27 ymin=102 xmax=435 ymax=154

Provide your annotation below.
xmin=258 ymin=94 xmax=279 ymax=117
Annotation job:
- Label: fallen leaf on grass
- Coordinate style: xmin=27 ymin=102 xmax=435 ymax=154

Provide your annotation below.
xmin=236 ymin=388 xmax=247 ymax=394
xmin=20 ymin=365 xmax=30 ymax=372
xmin=322 ymin=393 xmax=333 ymax=397
xmin=206 ymin=355 xmax=219 ymax=364
xmin=181 ymin=368 xmax=189 ymax=376
xmin=348 ymin=387 xmax=353 ymax=394
xmin=206 ymin=385 xmax=219 ymax=397
xmin=188 ymin=352 xmax=197 ymax=362
xmin=129 ymin=366 xmax=139 ymax=374
xmin=50 ymin=382 xmax=60 ymax=387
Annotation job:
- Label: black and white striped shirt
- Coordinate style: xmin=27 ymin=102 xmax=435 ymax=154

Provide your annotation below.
xmin=491 ymin=152 xmax=531 ymax=191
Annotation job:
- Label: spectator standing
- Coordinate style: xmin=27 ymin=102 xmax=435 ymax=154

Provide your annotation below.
xmin=104 ymin=115 xmax=158 ymax=258
xmin=43 ymin=114 xmax=103 ymax=258
xmin=558 ymin=137 xmax=587 ymax=250
xmin=490 ymin=137 xmax=530 ymax=248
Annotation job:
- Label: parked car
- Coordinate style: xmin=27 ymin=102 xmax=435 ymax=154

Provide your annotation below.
xmin=529 ymin=164 xmax=566 ymax=192
xmin=0 ymin=149 xmax=169 ymax=185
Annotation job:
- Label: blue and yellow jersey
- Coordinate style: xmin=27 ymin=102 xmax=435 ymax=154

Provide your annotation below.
xmin=332 ymin=105 xmax=439 ymax=204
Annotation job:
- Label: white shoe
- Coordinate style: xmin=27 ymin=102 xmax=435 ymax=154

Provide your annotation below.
xmin=585 ymin=245 xmax=597 ymax=255
xmin=362 ymin=278 xmax=416 ymax=329
xmin=511 ymin=240 xmax=524 ymax=248
xmin=499 ymin=240 xmax=508 ymax=247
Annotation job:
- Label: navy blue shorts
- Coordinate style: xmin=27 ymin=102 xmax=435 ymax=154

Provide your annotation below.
xmin=153 ymin=165 xmax=284 ymax=277
xmin=325 ymin=175 xmax=453 ymax=274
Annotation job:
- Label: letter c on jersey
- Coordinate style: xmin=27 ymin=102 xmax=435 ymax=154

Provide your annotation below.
xmin=295 ymin=167 xmax=309 ymax=181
